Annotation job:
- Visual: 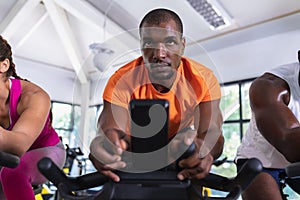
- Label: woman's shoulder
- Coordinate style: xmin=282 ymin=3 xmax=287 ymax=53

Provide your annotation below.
xmin=19 ymin=80 xmax=50 ymax=102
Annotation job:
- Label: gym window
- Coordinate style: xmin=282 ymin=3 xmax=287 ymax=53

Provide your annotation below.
xmin=51 ymin=101 xmax=81 ymax=147
xmin=212 ymin=78 xmax=254 ymax=177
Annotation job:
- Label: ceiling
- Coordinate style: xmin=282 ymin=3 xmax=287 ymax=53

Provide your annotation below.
xmin=1 ymin=0 xmax=300 ymax=86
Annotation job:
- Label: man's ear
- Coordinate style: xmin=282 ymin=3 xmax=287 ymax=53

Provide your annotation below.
xmin=180 ymin=37 xmax=186 ymax=56
xmin=0 ymin=58 xmax=9 ymax=73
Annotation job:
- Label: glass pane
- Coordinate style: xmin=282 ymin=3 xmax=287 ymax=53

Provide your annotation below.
xmin=211 ymin=162 xmax=236 ymax=177
xmin=283 ymin=186 xmax=300 ymax=199
xmin=209 ymin=123 xmax=241 ymax=197
xmin=241 ymin=81 xmax=252 ymax=120
xmin=220 ymin=85 xmax=240 ymax=121
xmin=222 ymin=123 xmax=241 ymax=161
xmin=210 ymin=162 xmax=237 ymax=197
xmin=87 ymin=106 xmax=100 ymax=146
xmin=242 ymin=122 xmax=250 ymax=137
xmin=56 ymin=129 xmax=71 ymax=145
xmin=70 ymin=105 xmax=81 ymax=147
xmin=52 ymin=102 xmax=72 ymax=129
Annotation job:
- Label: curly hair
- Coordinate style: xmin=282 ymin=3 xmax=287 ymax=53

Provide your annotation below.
xmin=0 ymin=35 xmax=23 ymax=79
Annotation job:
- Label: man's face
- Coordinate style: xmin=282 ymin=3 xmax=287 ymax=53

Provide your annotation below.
xmin=140 ymin=20 xmax=185 ymax=82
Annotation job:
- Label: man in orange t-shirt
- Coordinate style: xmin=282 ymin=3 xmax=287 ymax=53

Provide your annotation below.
xmin=89 ymin=8 xmax=224 ymax=183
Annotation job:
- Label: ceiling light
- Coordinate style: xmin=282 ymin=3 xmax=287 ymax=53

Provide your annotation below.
xmin=186 ymin=0 xmax=231 ymax=30
xmin=89 ymin=43 xmax=114 ymax=72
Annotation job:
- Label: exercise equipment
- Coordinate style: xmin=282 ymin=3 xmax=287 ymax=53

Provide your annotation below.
xmin=0 ymin=151 xmax=52 ymax=200
xmin=37 ymin=149 xmax=263 ymax=200
xmin=279 ymin=161 xmax=300 ymax=199
xmin=0 ymin=150 xmax=20 ymax=168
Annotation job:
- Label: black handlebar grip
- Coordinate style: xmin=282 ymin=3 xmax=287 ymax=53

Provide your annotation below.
xmin=198 ymin=158 xmax=262 ymax=200
xmin=233 ymin=158 xmax=263 ymax=190
xmin=38 ymin=157 xmax=108 ymax=193
xmin=176 ymin=142 xmax=196 ymax=171
xmin=175 ymin=126 xmax=196 ymax=162
xmin=38 ymin=157 xmax=70 ymax=189
xmin=285 ymin=161 xmax=300 ymax=178
xmin=224 ymin=185 xmax=242 ymax=200
xmin=178 ymin=142 xmax=196 ymax=160
xmin=0 ymin=151 xmax=20 ymax=168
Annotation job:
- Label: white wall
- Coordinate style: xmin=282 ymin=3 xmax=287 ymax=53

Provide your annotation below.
xmin=186 ymin=12 xmax=300 ymax=83
xmin=201 ymin=29 xmax=300 ymax=83
xmin=14 ymin=56 xmax=83 ymax=104
xmin=15 ymin=29 xmax=300 ymax=105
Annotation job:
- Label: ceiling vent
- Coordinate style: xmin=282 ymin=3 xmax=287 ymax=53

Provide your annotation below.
xmin=186 ymin=0 xmax=232 ymax=30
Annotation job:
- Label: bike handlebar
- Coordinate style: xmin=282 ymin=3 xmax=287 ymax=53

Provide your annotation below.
xmin=0 ymin=151 xmax=20 ymax=168
xmin=285 ymin=161 xmax=300 ymax=179
xmin=38 ymin=157 xmax=108 ymax=191
xmin=192 ymin=158 xmax=262 ymax=199
xmin=38 ymin=157 xmax=263 ymax=200
xmin=283 ymin=161 xmax=300 ymax=195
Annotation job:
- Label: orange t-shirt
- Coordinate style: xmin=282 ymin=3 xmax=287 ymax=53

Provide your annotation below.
xmin=103 ymin=56 xmax=221 ymax=138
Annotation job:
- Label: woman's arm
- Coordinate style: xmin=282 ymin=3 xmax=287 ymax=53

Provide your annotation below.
xmin=0 ymin=81 xmax=51 ymax=156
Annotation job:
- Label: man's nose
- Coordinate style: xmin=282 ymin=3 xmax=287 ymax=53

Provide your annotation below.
xmin=153 ymin=43 xmax=166 ymax=59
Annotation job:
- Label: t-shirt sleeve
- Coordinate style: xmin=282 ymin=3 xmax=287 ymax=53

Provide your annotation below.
xmin=201 ymin=70 xmax=221 ymax=102
xmin=102 ymin=72 xmax=131 ymax=109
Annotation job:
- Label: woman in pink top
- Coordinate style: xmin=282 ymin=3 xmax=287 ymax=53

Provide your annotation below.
xmin=0 ymin=35 xmax=66 ymax=200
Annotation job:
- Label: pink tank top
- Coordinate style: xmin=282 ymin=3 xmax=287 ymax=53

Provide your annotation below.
xmin=9 ymin=78 xmax=60 ymax=150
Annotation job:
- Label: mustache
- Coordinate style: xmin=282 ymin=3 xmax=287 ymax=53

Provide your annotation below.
xmin=149 ymin=61 xmax=171 ymax=68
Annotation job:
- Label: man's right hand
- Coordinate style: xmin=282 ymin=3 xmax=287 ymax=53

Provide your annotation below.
xmin=89 ymin=129 xmax=128 ymax=182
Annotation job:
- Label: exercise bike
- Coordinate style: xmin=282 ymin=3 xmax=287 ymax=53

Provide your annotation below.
xmin=0 ymin=150 xmax=52 ymax=200
xmin=37 ymin=98 xmax=263 ymax=200
xmin=37 ymin=141 xmax=263 ymax=200
xmin=36 ymin=98 xmax=300 ymax=199
xmin=38 ymin=153 xmax=300 ymax=200
xmin=279 ymin=161 xmax=300 ymax=199
xmin=0 ymin=150 xmax=20 ymax=168
xmin=64 ymin=144 xmax=86 ymax=176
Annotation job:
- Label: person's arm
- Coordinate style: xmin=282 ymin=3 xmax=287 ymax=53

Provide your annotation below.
xmin=89 ymin=100 xmax=129 ymax=182
xmin=250 ymin=74 xmax=300 ymax=162
xmin=0 ymin=82 xmax=51 ymax=156
xmin=177 ymin=99 xmax=224 ymax=180
xmin=196 ymin=100 xmax=224 ymax=159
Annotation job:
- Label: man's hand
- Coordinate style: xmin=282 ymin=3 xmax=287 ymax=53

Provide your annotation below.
xmin=169 ymin=126 xmax=214 ymax=180
xmin=177 ymin=149 xmax=214 ymax=180
xmin=89 ymin=129 xmax=128 ymax=182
